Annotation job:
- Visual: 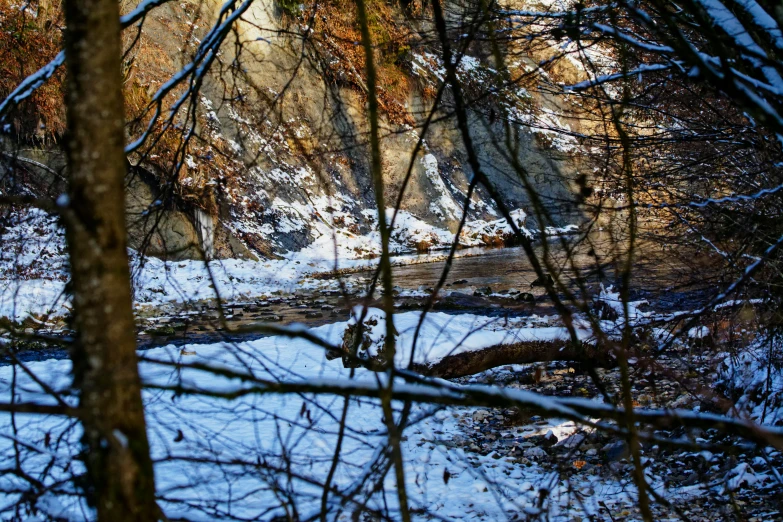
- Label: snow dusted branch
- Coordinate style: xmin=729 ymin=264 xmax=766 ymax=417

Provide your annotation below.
xmin=566 ymin=63 xmax=674 ymax=91
xmin=0 ymin=195 xmax=60 ymax=212
xmin=139 ymin=356 xmax=783 ymax=450
xmin=608 ymin=180 xmax=783 ymax=211
xmin=0 ymin=52 xmax=64 ymax=123
xmin=0 ymin=401 xmax=72 ymax=416
xmin=125 ymin=0 xmax=256 ymax=154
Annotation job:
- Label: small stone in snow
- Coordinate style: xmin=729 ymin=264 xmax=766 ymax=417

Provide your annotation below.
xmin=524 ymin=446 xmax=547 ymax=458
xmin=602 ymin=440 xmax=629 ymax=461
xmin=472 ymin=409 xmax=491 ymax=422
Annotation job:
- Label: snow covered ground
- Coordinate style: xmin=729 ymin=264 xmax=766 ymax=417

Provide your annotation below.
xmin=0 ymin=310 xmax=723 ymax=521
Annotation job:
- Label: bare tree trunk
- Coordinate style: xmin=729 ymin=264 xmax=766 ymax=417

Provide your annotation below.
xmin=61 ymin=0 xmax=158 ymax=518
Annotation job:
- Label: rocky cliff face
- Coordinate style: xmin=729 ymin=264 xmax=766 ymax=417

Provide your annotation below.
xmin=2 ymin=0 xmax=592 ymax=261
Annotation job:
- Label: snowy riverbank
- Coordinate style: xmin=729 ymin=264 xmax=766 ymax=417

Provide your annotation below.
xmin=6 ymin=310 xmax=774 ymax=520
xmin=0 ymin=207 xmax=578 ymax=321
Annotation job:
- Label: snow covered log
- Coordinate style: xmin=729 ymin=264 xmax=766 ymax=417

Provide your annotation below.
xmin=408 ymin=340 xmax=613 ymax=379
xmin=334 ymin=307 xmax=613 ymax=378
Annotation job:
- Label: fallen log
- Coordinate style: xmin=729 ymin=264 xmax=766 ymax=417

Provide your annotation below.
xmin=408 ymin=340 xmax=614 ymax=379
xmin=333 ymin=307 xmax=616 ymax=378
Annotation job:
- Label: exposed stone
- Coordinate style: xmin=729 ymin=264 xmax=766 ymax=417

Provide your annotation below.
xmin=472 ymin=409 xmax=491 ymax=422
xmin=515 ymin=292 xmax=535 ymax=303
xmin=602 ymin=440 xmax=629 ymax=462
xmin=524 ymin=446 xmax=547 ymax=458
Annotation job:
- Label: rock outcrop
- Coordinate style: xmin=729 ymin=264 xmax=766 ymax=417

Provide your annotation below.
xmin=1 ymin=0 xmax=592 ymax=260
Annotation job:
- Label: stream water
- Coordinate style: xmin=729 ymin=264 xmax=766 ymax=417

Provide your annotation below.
xmin=11 ymin=233 xmax=710 ymax=361
xmin=367 ymin=232 xmax=707 ymax=310
xmin=131 ymin=233 xmax=708 ymax=345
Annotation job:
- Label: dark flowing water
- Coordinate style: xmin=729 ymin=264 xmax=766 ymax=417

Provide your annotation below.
xmin=366 ymin=232 xmax=709 ymax=311
xmin=128 ymin=232 xmax=710 ymax=349
xmin=12 ymin=232 xmax=712 ymax=361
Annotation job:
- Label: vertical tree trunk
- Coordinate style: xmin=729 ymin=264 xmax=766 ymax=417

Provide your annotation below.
xmin=61 ymin=0 xmax=158 ymax=518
